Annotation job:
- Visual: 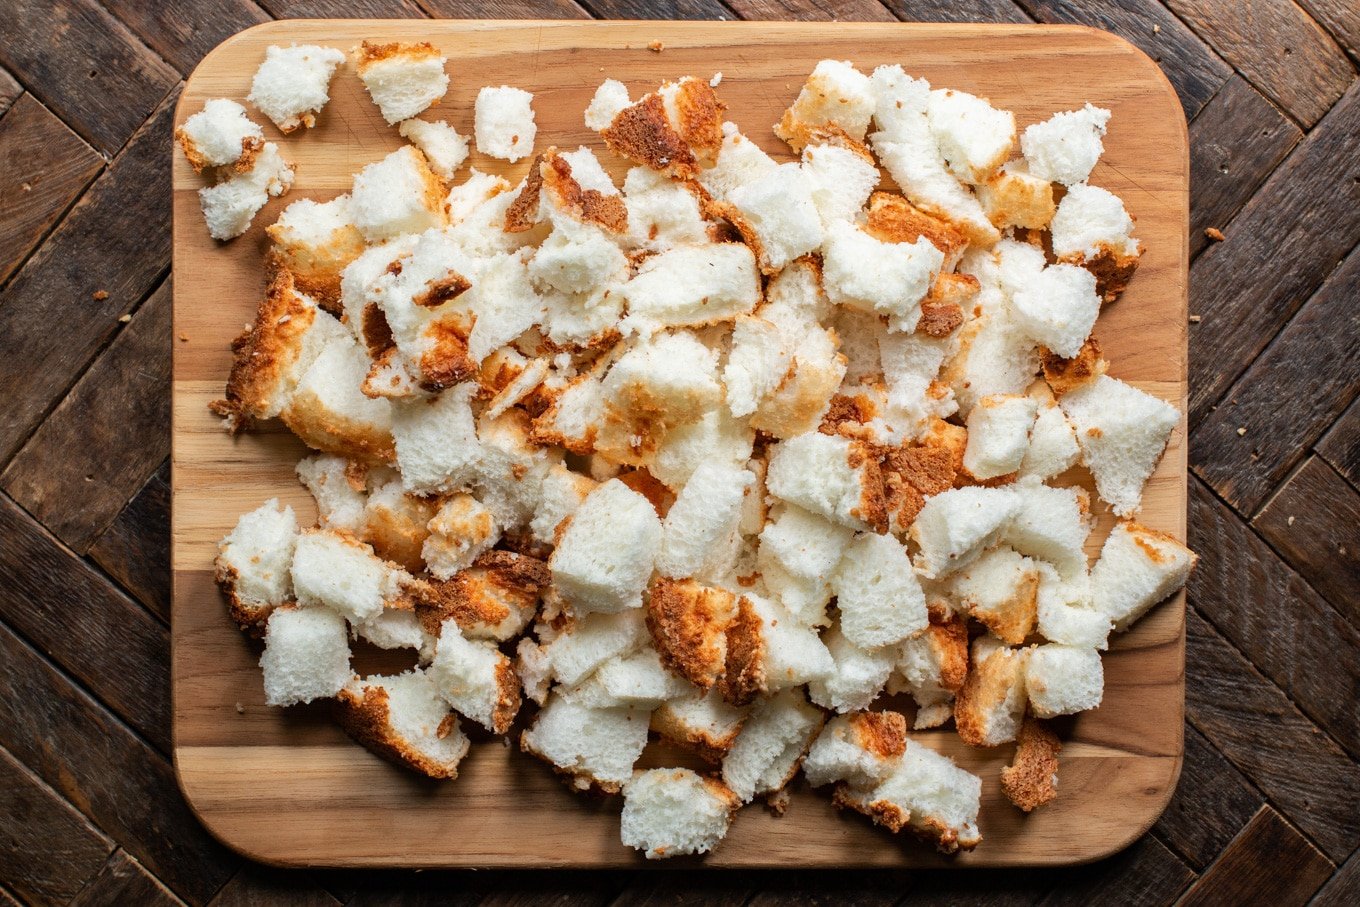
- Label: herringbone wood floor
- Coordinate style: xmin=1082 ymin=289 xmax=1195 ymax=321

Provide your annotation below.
xmin=1 ymin=1 xmax=1357 ymax=904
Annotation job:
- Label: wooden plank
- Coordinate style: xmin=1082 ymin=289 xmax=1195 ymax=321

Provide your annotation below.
xmin=0 ymin=745 xmax=113 ymax=906
xmin=421 ymin=0 xmax=591 ymax=18
xmin=3 ymin=279 xmax=171 ymax=551
xmin=1153 ymin=723 xmax=1263 ymax=870
xmin=477 ymin=878 xmax=623 ymax=907
xmin=1187 ymin=75 xmax=1300 ymax=259
xmin=0 ymin=94 xmax=104 ymax=285
xmin=579 ymin=0 xmax=734 ymax=20
xmin=0 ymin=88 xmax=174 ymax=467
xmin=208 ymin=865 xmax=340 ymax=907
xmin=0 ymin=67 xmax=20 ymax=117
xmin=1190 ymin=242 xmax=1360 ymax=514
xmin=257 ymin=0 xmax=426 ymax=17
xmin=0 ymin=886 xmax=19 ymax=906
xmin=343 ymin=873 xmax=487 ymax=906
xmin=1165 ymin=0 xmax=1355 ymax=127
xmin=101 ymin=0 xmax=271 ymax=77
xmin=69 ymin=850 xmax=185 ymax=907
xmin=1035 ymin=834 xmax=1195 ymax=907
xmin=1187 ymin=80 xmax=1360 ymax=423
xmin=611 ymin=876 xmax=751 ymax=906
xmin=1015 ymin=0 xmax=1232 ymax=118
xmin=1317 ymin=393 xmax=1360 ymax=486
xmin=0 ymin=621 xmax=238 ymax=904
xmin=1312 ymin=846 xmax=1360 ymax=907
xmin=0 ymin=0 xmax=178 ymax=155
xmin=1178 ymin=806 xmax=1334 ymax=907
xmin=723 ymin=0 xmax=896 ymax=22
xmin=1299 ymin=0 xmax=1360 ymax=60
xmin=900 ymin=872 xmax=1048 ymax=907
xmin=1253 ymin=457 xmax=1360 ymax=628
xmin=1188 ymin=478 xmax=1360 ymax=757
xmin=1183 ymin=606 xmax=1360 ymax=862
xmin=0 ymin=494 xmax=171 ymax=752
xmin=880 ymin=0 xmax=1032 ymax=24
xmin=171 ymin=19 xmax=1188 ymax=869
xmin=90 ymin=460 xmax=172 ymax=621
xmin=746 ymin=872 xmax=899 ymax=906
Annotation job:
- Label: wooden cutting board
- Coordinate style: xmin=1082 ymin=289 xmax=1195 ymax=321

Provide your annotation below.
xmin=172 ymin=19 xmax=1189 ymax=868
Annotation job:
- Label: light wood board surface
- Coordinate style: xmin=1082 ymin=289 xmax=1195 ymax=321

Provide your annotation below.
xmin=172 ymin=19 xmax=1189 ymax=869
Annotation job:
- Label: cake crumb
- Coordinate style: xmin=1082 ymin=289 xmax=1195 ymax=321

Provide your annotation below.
xmin=1205 ymin=227 xmax=1225 ymax=242
xmin=1236 ymin=426 xmax=1247 ymax=436
xmin=648 ymin=40 xmax=664 ymax=53
xmin=118 ymin=314 xmax=131 ymax=323
xmin=1287 ymin=515 xmax=1295 ymax=526
xmin=710 ymin=72 xmax=723 ymax=87
xmin=1153 ymin=24 xmax=1161 ymax=34
xmin=1189 ymin=314 xmax=1201 ymax=323
xmin=235 ymin=702 xmax=245 ymax=714
xmin=179 ymin=333 xmax=190 ymax=342
xmin=92 ymin=289 xmax=109 ymax=301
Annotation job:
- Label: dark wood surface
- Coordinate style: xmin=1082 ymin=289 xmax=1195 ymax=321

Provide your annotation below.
xmin=0 ymin=0 xmax=1355 ymax=902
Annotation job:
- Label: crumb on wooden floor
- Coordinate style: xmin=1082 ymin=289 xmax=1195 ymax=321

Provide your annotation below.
xmin=1189 ymin=314 xmax=1202 ymax=323
xmin=118 ymin=314 xmax=131 ymax=323
xmin=92 ymin=289 xmax=108 ymax=301
xmin=648 ymin=40 xmax=664 ymax=53
xmin=1237 ymin=426 xmax=1247 ymax=436
xmin=179 ymin=333 xmax=189 ymax=342
xmin=1205 ymin=227 xmax=1225 ymax=241
xmin=1287 ymin=515 xmax=1295 ymax=526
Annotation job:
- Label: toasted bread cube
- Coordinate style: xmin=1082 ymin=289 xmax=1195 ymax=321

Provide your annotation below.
xmin=1034 ymin=562 xmax=1111 ymax=649
xmin=427 ymin=619 xmax=520 ymax=734
xmin=260 ymin=605 xmax=352 ymax=706
xmin=976 ymin=161 xmax=1056 ymax=230
xmin=597 ymin=78 xmax=723 ymax=180
xmin=568 ymin=647 xmax=695 ymax=709
xmin=1024 ymin=644 xmax=1103 ymax=717
xmin=803 ymin=711 xmax=907 ymax=788
xmin=699 ymin=122 xmax=779 ymax=202
xmin=349 ymin=146 xmax=447 ymax=242
xmin=724 ymin=314 xmax=792 ymax=420
xmin=1004 ymin=478 xmax=1092 ymax=578
xmin=281 ymin=332 xmax=396 ymax=464
xmin=475 ymin=85 xmax=537 ymax=162
xmin=911 ymin=486 xmax=1021 ymax=579
xmin=198 ymin=142 xmax=295 ymax=241
xmin=391 ymin=384 xmax=481 ymax=495
xmin=529 ymin=463 xmax=597 ymax=546
xmin=1050 ymin=183 xmax=1142 ymax=301
xmin=722 ymin=688 xmax=825 ymax=802
xmin=247 ymin=43 xmax=345 ymax=133
xmin=832 ymin=532 xmax=928 ymax=650
xmin=946 ymin=546 xmax=1040 ymax=645
xmin=954 ymin=636 xmax=1029 ymax=747
xmin=652 ymin=689 xmax=749 ymax=764
xmin=657 ymin=462 xmax=756 ymax=579
xmin=766 ymin=432 xmax=884 ymax=531
xmin=620 ymin=243 xmax=760 ymax=335
xmin=808 ymin=627 xmax=895 ymax=714
xmin=893 ymin=612 xmax=970 ymax=729
xmin=550 ymin=479 xmax=662 ymax=614
xmin=751 ymin=322 xmax=846 ymax=440
xmin=596 ymin=332 xmax=723 ymax=465
xmin=355 ymin=41 xmax=448 ymax=125
xmin=176 ymin=98 xmax=264 ymax=173
xmin=446 ymin=168 xmax=513 ymax=224
xmin=621 ymin=768 xmax=740 ymax=859
xmin=530 ymin=363 xmax=607 ymax=455
xmin=1060 ymin=376 xmax=1180 ymax=517
xmin=1010 ymin=264 xmax=1100 ymax=359
xmin=1090 ymin=521 xmax=1197 ymax=631
xmin=1018 ymin=393 xmax=1081 ymax=480
xmin=651 ymin=407 xmax=755 ymax=491
xmin=422 ymin=494 xmax=500 ymax=580
xmin=291 ymin=528 xmax=405 ymax=622
xmin=802 ymin=137 xmax=880 ymax=227
xmin=1002 ymin=717 xmax=1061 ymax=812
xmin=926 ymin=88 xmax=1016 ymax=184
xmin=821 ymin=221 xmax=944 ymax=332
xmin=644 ymin=578 xmax=736 ymax=690
xmin=1041 ymin=338 xmax=1109 ymax=397
xmin=776 ymin=59 xmax=876 ymax=150
xmin=621 ymin=167 xmax=710 ymax=252
xmin=521 ymin=694 xmax=650 ymax=793
xmin=335 ymin=669 xmax=468 ymax=778
xmin=529 ymin=221 xmax=628 ymax=298
xmin=267 ymin=195 xmax=365 ymax=311
xmin=584 ymin=78 xmax=631 ymax=131
xmin=398 ymin=118 xmax=468 ymax=181
xmin=758 ymin=504 xmax=854 ymax=591
xmin=726 ymin=163 xmax=825 ymax=273
xmin=833 ymin=738 xmax=982 ymax=853
xmin=410 ymin=550 xmax=546 ymax=642
xmin=359 ymin=476 xmax=436 ymax=573
xmin=746 ymin=593 xmax=836 ymax=691
xmin=216 ymin=498 xmax=298 ymax=631
xmin=963 ymin=394 xmax=1038 ymax=481
xmin=1021 ymin=103 xmax=1111 ymax=186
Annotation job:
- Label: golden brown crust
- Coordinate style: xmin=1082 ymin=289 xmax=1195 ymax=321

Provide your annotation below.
xmin=618 ymin=469 xmax=674 ymax=518
xmin=280 ymin=389 xmax=396 ymax=465
xmin=848 ymin=711 xmax=908 ymax=761
xmin=265 ymin=219 xmax=365 ymax=315
xmin=918 ymin=272 xmax=977 ymax=338
xmin=966 ymin=570 xmax=1038 ymax=646
xmin=819 ymin=393 xmax=878 ymax=437
xmin=1125 ymin=521 xmax=1196 ymax=566
xmin=1061 ymin=244 xmax=1140 ymax=303
xmin=881 ymin=442 xmax=956 ymax=532
xmin=355 ymin=40 xmax=442 ymax=71
xmin=175 ymin=128 xmax=263 ymax=175
xmin=1041 ymin=337 xmax=1107 ymax=396
xmin=980 ymin=168 xmax=1056 ymax=231
xmin=832 ymin=783 xmax=909 ymax=833
xmin=489 ymin=658 xmax=523 ymax=735
xmin=1001 ymin=718 xmax=1061 ymax=812
xmin=504 ymin=153 xmax=545 ymax=233
xmin=649 ymin=708 xmax=744 ymax=765
xmin=645 ymin=578 xmax=737 ymax=691
xmin=670 ymin=78 xmax=725 ymax=164
xmin=601 ymin=93 xmax=698 ymax=180
xmin=213 ymin=561 xmax=278 ymax=637
xmin=408 ymin=551 xmax=548 ymax=637
xmin=921 ymin=418 xmax=969 ymax=478
xmin=541 ymin=151 xmax=629 ymax=233
xmin=719 ymin=595 xmax=767 ymax=706
xmin=848 ymin=440 xmax=888 ymax=533
xmin=932 ymin=612 xmax=970 ymax=694
xmin=210 ymin=269 xmax=318 ymax=430
xmin=864 ymin=192 xmax=969 ymax=265
xmin=418 ymin=317 xmax=478 ymax=391
xmin=954 ymin=644 xmax=1024 ymax=748
xmin=333 ymin=684 xmax=463 ymax=780
xmin=412 ymin=272 xmax=472 ymax=308
xmin=800 ymin=124 xmax=877 ymax=164
xmin=362 ymin=494 xmax=436 ymax=573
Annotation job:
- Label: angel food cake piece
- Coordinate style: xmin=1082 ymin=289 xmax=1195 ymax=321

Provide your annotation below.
xmin=248 ymin=43 xmax=346 ymax=133
xmin=210 ymin=56 xmax=1194 ymax=861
